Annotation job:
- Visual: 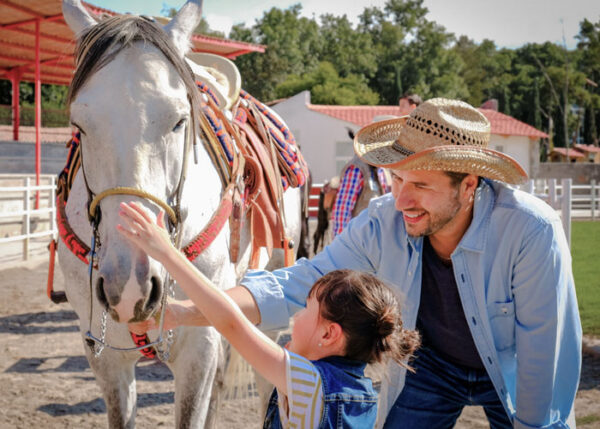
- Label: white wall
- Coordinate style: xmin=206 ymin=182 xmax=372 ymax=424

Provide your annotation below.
xmin=272 ymin=91 xmax=357 ymax=183
xmin=490 ymin=135 xmax=538 ymax=177
xmin=273 ymin=91 xmax=540 ymax=181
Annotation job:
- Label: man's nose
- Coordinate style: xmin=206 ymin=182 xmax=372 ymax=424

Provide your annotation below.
xmin=394 ymin=185 xmax=414 ymax=209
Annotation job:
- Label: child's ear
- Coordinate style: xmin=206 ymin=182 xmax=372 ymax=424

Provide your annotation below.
xmin=321 ymin=321 xmax=344 ymax=347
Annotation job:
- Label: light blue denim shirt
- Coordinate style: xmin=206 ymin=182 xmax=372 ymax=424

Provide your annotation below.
xmin=241 ymin=179 xmax=581 ymax=429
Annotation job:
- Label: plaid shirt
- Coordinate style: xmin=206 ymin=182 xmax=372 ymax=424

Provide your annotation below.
xmin=331 ymin=165 xmax=390 ymax=236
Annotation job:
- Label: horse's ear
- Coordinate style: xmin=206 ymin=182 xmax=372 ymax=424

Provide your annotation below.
xmin=62 ymin=0 xmax=97 ymax=36
xmin=164 ymin=0 xmax=203 ymax=57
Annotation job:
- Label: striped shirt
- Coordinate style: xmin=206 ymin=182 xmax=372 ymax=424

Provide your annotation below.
xmin=277 ymin=350 xmax=323 ymax=429
xmin=331 ymin=165 xmax=390 ymax=236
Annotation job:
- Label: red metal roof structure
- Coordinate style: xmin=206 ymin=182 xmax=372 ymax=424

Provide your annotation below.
xmin=307 ymin=103 xmax=549 ymax=139
xmin=0 ymin=0 xmax=264 ymax=87
xmin=0 ymin=0 xmax=264 ymax=206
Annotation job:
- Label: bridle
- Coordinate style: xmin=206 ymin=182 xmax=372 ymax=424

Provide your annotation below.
xmin=80 ymin=118 xmax=194 ymax=360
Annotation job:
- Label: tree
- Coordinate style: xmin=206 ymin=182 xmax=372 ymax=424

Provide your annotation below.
xmin=318 ymin=14 xmax=377 ymax=79
xmin=576 ymin=18 xmax=600 ymax=145
xmin=276 ymin=61 xmax=379 ymax=105
xmin=230 ymin=5 xmax=322 ymax=101
xmin=359 ymin=0 xmax=468 ymax=103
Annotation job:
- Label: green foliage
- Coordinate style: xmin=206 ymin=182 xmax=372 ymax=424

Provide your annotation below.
xmin=572 ymin=221 xmax=600 ymax=337
xmin=276 ymin=62 xmax=379 ymax=105
xmin=231 ymin=5 xmax=322 ymax=101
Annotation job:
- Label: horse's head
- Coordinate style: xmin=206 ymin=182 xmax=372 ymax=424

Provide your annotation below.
xmin=63 ymin=0 xmax=203 ymax=323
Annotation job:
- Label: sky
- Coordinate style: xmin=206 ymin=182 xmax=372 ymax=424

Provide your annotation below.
xmin=91 ymin=0 xmax=600 ymax=50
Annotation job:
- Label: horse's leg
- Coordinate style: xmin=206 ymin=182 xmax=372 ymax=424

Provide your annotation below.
xmin=169 ymin=326 xmax=223 ymax=428
xmin=84 ymin=346 xmax=138 ymax=429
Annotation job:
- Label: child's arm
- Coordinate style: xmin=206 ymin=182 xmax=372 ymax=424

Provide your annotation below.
xmin=117 ymin=202 xmax=288 ymax=395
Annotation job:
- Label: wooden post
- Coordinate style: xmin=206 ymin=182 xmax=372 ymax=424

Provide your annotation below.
xmin=592 ymin=180 xmax=596 ymax=221
xmin=548 ymin=179 xmax=557 ymax=208
xmin=525 ymin=179 xmax=534 ymax=194
xmin=561 ymin=178 xmax=572 ymax=248
xmin=23 ymin=177 xmax=31 ymax=260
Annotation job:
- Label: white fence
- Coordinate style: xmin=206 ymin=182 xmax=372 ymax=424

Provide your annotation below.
xmin=521 ymin=178 xmax=600 ymax=247
xmin=0 ymin=174 xmax=57 ymax=261
xmin=0 ymin=176 xmax=597 ymax=261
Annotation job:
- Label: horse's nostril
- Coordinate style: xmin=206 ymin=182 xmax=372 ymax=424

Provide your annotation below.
xmin=96 ymin=277 xmax=108 ymax=308
xmin=147 ymin=276 xmax=162 ymax=311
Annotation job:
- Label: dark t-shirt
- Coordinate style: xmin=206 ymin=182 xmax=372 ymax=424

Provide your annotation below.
xmin=417 ymin=236 xmax=484 ymax=369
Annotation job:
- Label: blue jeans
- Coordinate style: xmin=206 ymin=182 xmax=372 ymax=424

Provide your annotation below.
xmin=383 ymin=347 xmax=512 ymax=429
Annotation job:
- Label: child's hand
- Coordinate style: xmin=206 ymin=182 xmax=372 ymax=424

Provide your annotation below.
xmin=117 ymin=202 xmax=174 ymax=262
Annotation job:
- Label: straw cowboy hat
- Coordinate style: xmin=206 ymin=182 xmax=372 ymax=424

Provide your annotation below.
xmin=185 ymin=52 xmax=241 ymax=110
xmin=354 ymin=98 xmax=528 ymax=184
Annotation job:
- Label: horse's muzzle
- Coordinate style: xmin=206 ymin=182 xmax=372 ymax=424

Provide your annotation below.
xmin=96 ymin=275 xmax=163 ymax=323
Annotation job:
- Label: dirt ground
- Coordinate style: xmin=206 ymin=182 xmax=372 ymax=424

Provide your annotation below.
xmin=0 ymin=257 xmax=598 ymax=428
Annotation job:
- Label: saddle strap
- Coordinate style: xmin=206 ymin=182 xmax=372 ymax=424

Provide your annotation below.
xmin=182 ymin=185 xmax=235 ymax=261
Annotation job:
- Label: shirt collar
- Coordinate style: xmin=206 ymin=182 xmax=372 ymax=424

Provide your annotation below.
xmin=456 ymin=179 xmax=496 ymax=253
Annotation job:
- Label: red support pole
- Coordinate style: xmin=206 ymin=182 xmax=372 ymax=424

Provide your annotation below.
xmin=35 ymin=18 xmax=41 ymax=209
xmin=10 ymin=71 xmax=20 ymax=141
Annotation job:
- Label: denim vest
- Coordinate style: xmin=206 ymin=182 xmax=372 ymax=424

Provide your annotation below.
xmin=263 ymin=355 xmax=378 ymax=429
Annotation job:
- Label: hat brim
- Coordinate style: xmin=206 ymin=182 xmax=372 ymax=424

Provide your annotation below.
xmin=354 ymin=117 xmax=528 ymax=185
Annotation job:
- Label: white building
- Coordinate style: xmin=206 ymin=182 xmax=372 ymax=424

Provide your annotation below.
xmin=272 ymin=90 xmax=548 ymax=183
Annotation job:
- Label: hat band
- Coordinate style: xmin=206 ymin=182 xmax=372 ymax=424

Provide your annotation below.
xmin=392 ymin=141 xmax=415 ymax=157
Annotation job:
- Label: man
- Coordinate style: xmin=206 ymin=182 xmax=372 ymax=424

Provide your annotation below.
xmin=139 ymin=98 xmax=581 ymax=428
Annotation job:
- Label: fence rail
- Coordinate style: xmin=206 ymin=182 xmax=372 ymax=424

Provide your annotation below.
xmin=0 ymin=174 xmax=57 ymax=261
xmin=308 ymin=179 xmax=599 ymax=248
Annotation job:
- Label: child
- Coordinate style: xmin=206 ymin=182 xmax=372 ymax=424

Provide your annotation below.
xmin=117 ymin=202 xmax=420 ymax=428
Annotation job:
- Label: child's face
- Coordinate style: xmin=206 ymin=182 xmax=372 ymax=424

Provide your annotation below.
xmin=289 ymin=295 xmax=324 ymax=360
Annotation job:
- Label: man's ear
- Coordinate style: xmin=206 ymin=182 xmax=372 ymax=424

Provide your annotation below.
xmin=462 ymin=174 xmax=479 ymax=198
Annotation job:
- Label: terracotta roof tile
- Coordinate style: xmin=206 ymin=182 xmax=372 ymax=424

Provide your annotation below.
xmin=550 ymin=147 xmax=585 ymax=158
xmin=307 ymin=103 xmax=548 ymax=139
xmin=575 ymin=143 xmax=600 ymax=153
xmin=307 ymin=105 xmax=412 ymax=127
xmin=479 ymin=109 xmax=548 ymax=138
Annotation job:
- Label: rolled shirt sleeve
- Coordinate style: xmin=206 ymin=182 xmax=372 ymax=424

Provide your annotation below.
xmin=241 ymin=204 xmax=384 ymax=331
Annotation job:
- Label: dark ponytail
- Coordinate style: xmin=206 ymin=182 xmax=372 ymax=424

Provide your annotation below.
xmin=310 ymin=270 xmax=420 ymax=370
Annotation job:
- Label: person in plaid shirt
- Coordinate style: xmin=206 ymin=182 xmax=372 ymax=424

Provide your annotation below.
xmin=330 ymin=158 xmax=390 ymax=236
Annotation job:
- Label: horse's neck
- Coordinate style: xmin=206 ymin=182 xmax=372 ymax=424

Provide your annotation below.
xmin=177 ymin=136 xmax=247 ymax=289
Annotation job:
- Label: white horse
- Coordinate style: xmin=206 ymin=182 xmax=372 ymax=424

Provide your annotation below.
xmin=58 ymin=1 xmax=302 ymax=427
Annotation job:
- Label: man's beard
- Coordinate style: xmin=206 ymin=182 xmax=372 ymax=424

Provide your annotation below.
xmin=405 ymin=192 xmax=462 ymax=238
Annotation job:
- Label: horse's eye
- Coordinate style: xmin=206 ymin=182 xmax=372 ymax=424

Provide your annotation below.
xmin=172 ymin=118 xmax=186 ymax=132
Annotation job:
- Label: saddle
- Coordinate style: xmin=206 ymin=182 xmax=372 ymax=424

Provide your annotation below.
xmin=187 ymin=53 xmax=308 ymax=267
xmin=198 ymin=88 xmax=308 ymax=267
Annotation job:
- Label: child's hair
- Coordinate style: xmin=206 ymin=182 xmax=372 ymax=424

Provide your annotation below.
xmin=309 ymin=269 xmax=420 ymax=370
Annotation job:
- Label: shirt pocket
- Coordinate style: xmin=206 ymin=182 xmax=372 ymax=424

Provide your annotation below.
xmin=488 ymin=299 xmax=516 ymax=351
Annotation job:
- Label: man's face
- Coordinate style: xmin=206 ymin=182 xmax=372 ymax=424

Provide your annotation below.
xmin=390 ymin=169 xmax=466 ymax=238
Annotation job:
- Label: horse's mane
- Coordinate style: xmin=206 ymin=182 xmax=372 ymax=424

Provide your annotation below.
xmin=67 ymin=15 xmax=201 ymax=126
